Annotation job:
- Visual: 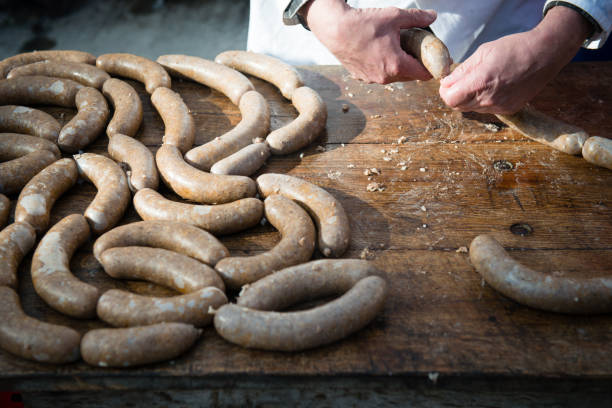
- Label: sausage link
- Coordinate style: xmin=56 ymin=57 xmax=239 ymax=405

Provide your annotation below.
xmin=58 ymin=87 xmax=109 ymax=153
xmin=0 ymin=193 xmax=9 ymax=229
xmin=156 ymin=144 xmax=256 ymax=204
xmin=214 ymin=275 xmax=387 ymax=351
xmin=97 ymin=53 xmax=171 ymax=94
xmin=157 ymin=54 xmax=254 ymax=105
xmin=107 ymin=133 xmax=158 ymax=191
xmin=266 ymin=86 xmax=327 ymax=155
xmin=133 ymin=188 xmax=263 ymax=235
xmin=215 ymin=194 xmax=315 ymax=289
xmin=210 ymin=141 xmax=270 ymax=176
xmin=256 ymin=173 xmax=350 ymax=257
xmin=0 ymin=222 xmax=36 ymax=288
xmin=0 ymin=50 xmax=95 ymax=78
xmin=0 ymin=286 xmax=81 ymax=363
xmin=215 ymin=50 xmax=303 ymax=100
xmin=80 ymin=322 xmax=200 ymax=367
xmin=15 ymin=158 xmax=78 ymax=234
xmin=0 ymin=76 xmax=82 ymax=107
xmin=31 ymin=214 xmax=100 ymax=318
xmin=93 ymin=220 xmax=229 ymax=266
xmin=237 ymin=259 xmax=379 ymax=310
xmin=470 ymin=234 xmax=612 ymax=314
xmin=400 ymin=28 xmax=452 ymax=80
xmin=73 ymin=153 xmax=130 ymax=235
xmin=582 ymin=136 xmax=612 ymax=170
xmin=151 ymin=87 xmax=195 ymax=153
xmin=0 ymin=105 xmax=61 ymax=141
xmin=0 ymin=132 xmax=60 ymax=159
xmin=0 ymin=149 xmax=58 ymax=195
xmin=97 ymin=287 xmax=227 ymax=327
xmin=102 ymin=78 xmax=143 ymax=137
xmin=185 ymin=90 xmax=270 ymax=170
xmin=7 ymin=60 xmax=110 ymax=89
xmin=99 ymin=246 xmax=225 ymax=293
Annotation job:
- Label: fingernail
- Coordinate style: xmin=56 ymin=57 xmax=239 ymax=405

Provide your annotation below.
xmin=425 ymin=9 xmax=437 ymax=16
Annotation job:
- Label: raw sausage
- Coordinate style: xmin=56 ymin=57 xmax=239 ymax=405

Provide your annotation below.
xmin=0 ymin=132 xmax=60 ymax=158
xmin=184 ymin=90 xmax=269 ymax=170
xmin=0 ymin=149 xmax=58 ymax=195
xmin=0 ymin=105 xmax=61 ymax=141
xmin=99 ymin=246 xmax=225 ymax=293
xmin=582 ymin=136 xmax=612 ymax=170
xmin=15 ymin=158 xmax=78 ymax=234
xmin=0 ymin=50 xmax=95 ymax=78
xmin=469 ymin=234 xmax=612 ymax=314
xmin=400 ymin=28 xmax=452 ymax=79
xmin=93 ymin=220 xmax=229 ymax=266
xmin=0 ymin=286 xmax=81 ymax=363
xmin=214 ymin=275 xmax=387 ymax=351
xmin=97 ymin=53 xmax=171 ymax=94
xmin=31 ymin=214 xmax=100 ymax=318
xmin=156 ymin=144 xmax=256 ymax=204
xmin=0 ymin=76 xmax=82 ymax=107
xmin=266 ymin=86 xmax=327 ymax=155
xmin=58 ymin=87 xmax=109 ymax=153
xmin=151 ymin=87 xmax=194 ymax=153
xmin=133 ymin=188 xmax=263 ymax=235
xmin=256 ymin=173 xmax=350 ymax=257
xmin=80 ymin=322 xmax=200 ymax=367
xmin=97 ymin=286 xmax=227 ymax=327
xmin=0 ymin=222 xmax=36 ymax=289
xmin=215 ymin=194 xmax=315 ymax=289
xmin=107 ymin=133 xmax=158 ymax=191
xmin=73 ymin=153 xmax=130 ymax=234
xmin=7 ymin=60 xmax=110 ymax=89
xmin=102 ymin=78 xmax=143 ymax=137
xmin=210 ymin=141 xmax=270 ymax=176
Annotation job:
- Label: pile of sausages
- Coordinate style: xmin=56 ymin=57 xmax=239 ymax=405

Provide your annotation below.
xmin=0 ymin=50 xmax=387 ymax=367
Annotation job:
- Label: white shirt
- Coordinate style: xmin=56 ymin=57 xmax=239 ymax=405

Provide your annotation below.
xmin=247 ymin=0 xmax=611 ymax=65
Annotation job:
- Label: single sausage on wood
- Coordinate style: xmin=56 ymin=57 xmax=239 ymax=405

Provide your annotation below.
xmin=97 ymin=53 xmax=171 ymax=94
xmin=73 ymin=153 xmax=130 ymax=235
xmin=469 ymin=234 xmax=612 ymax=314
xmin=97 ymin=286 xmax=228 ymax=328
xmin=256 ymin=173 xmax=350 ymax=257
xmin=582 ymin=136 xmax=612 ymax=170
xmin=151 ymin=87 xmax=194 ymax=153
xmin=210 ymin=141 xmax=270 ymax=176
xmin=0 ymin=193 xmax=9 ymax=229
xmin=0 ymin=222 xmax=36 ymax=289
xmin=133 ymin=188 xmax=263 ymax=235
xmin=7 ymin=60 xmax=111 ymax=89
xmin=58 ymin=87 xmax=109 ymax=153
xmin=215 ymin=50 xmax=303 ymax=100
xmin=107 ymin=133 xmax=158 ymax=191
xmin=237 ymin=259 xmax=379 ymax=310
xmin=184 ymin=90 xmax=269 ymax=170
xmin=102 ymin=78 xmax=143 ymax=137
xmin=215 ymin=194 xmax=315 ymax=289
xmin=0 ymin=50 xmax=95 ymax=78
xmin=0 ymin=132 xmax=60 ymax=159
xmin=156 ymin=144 xmax=256 ymax=204
xmin=93 ymin=220 xmax=229 ymax=266
xmin=99 ymin=246 xmax=225 ymax=293
xmin=0 ymin=76 xmax=83 ymax=107
xmin=400 ymin=28 xmax=452 ymax=80
xmin=80 ymin=322 xmax=200 ymax=367
xmin=157 ymin=54 xmax=254 ymax=105
xmin=31 ymin=214 xmax=100 ymax=319
xmin=0 ymin=286 xmax=81 ymax=363
xmin=0 ymin=149 xmax=58 ymax=195
xmin=266 ymin=86 xmax=327 ymax=155
xmin=15 ymin=158 xmax=78 ymax=234
xmin=0 ymin=105 xmax=61 ymax=141
xmin=214 ymin=275 xmax=387 ymax=351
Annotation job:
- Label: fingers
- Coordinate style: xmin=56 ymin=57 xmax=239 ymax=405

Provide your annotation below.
xmin=390 ymin=8 xmax=437 ymax=29
xmin=393 ymin=53 xmax=433 ymax=82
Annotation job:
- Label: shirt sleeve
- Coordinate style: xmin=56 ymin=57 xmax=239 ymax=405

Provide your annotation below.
xmin=283 ymin=0 xmax=312 ymax=25
xmin=544 ymin=0 xmax=612 ymax=48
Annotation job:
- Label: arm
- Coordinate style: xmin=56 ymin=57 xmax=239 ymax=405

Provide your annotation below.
xmin=299 ymin=0 xmax=437 ymax=84
xmin=439 ymin=6 xmax=592 ymax=114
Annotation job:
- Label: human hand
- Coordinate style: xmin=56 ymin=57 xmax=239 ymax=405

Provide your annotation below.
xmin=302 ymin=0 xmax=437 ymax=84
xmin=439 ymin=6 xmax=592 ymax=114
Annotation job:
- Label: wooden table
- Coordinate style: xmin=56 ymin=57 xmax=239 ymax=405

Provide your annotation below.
xmin=1 ymin=63 xmax=611 ymax=407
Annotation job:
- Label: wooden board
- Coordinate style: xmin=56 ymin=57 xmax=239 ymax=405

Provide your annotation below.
xmin=1 ymin=62 xmax=611 ymax=391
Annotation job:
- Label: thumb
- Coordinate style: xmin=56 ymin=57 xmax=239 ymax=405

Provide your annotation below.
xmin=392 ymin=8 xmax=437 ymax=29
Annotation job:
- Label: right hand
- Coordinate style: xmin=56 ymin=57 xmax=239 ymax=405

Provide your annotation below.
xmin=302 ymin=0 xmax=437 ymax=84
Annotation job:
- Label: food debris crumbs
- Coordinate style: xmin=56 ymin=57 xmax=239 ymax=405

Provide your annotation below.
xmin=299 ymin=152 xmax=304 ymax=159
xmin=419 ymin=167 xmax=427 ymax=172
xmin=347 ymin=164 xmax=355 ymax=168
xmin=342 ymin=104 xmax=349 ymax=113
xmin=316 ymin=145 xmax=325 ymax=152
xmin=366 ymin=182 xmax=386 ymax=192
xmin=364 ymin=168 xmax=381 ymax=176
xmin=383 ymin=156 xmax=392 ymax=162
xmin=359 ymin=247 xmax=375 ymax=260
xmin=456 ymin=246 xmax=468 ymax=253
xmin=484 ymin=123 xmax=501 ymax=132
xmin=420 ymin=205 xmax=427 ymax=211
xmin=348 ymin=93 xmax=354 ymax=98
xmin=428 ymin=372 xmax=439 ymax=384
xmin=327 ymin=171 xmax=342 ymax=180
